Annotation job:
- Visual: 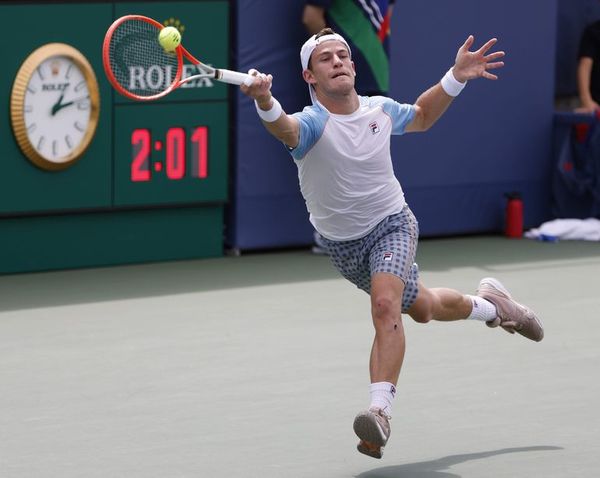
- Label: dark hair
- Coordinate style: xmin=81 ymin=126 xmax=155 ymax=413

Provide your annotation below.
xmin=315 ymin=27 xmax=336 ymax=40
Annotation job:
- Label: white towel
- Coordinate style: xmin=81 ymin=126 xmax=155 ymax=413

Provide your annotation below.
xmin=525 ymin=218 xmax=600 ymax=241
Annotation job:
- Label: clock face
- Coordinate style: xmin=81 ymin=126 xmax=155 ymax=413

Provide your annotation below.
xmin=25 ymin=55 xmax=92 ymax=162
xmin=11 ymin=43 xmax=100 ymax=171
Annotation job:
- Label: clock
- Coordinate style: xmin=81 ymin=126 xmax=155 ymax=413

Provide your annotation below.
xmin=10 ymin=43 xmax=100 ymax=171
xmin=130 ymin=126 xmax=208 ymax=182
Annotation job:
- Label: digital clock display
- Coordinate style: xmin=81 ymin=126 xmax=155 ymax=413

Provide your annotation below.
xmin=114 ymin=102 xmax=228 ymax=207
xmin=130 ymin=126 xmax=208 ymax=182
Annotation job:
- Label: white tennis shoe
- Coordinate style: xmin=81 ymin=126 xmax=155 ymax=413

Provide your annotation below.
xmin=353 ymin=407 xmax=391 ymax=459
xmin=477 ymin=277 xmax=544 ymax=342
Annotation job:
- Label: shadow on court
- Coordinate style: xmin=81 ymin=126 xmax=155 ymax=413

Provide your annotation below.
xmin=0 ymin=250 xmax=338 ymax=312
xmin=1 ymin=235 xmax=599 ymax=312
xmin=357 ymin=446 xmax=563 ymax=478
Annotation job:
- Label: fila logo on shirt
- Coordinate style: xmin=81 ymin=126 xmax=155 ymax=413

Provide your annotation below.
xmin=369 ymin=121 xmax=380 ymax=134
xmin=383 ymin=252 xmax=394 ymax=262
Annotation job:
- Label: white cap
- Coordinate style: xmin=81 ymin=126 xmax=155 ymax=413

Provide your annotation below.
xmin=300 ymin=32 xmax=352 ymax=104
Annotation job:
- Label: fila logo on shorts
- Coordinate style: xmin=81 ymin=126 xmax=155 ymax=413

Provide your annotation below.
xmin=369 ymin=121 xmax=380 ymax=134
xmin=383 ymin=251 xmax=394 ymax=262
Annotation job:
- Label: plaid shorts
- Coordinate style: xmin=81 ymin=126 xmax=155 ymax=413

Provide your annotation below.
xmin=317 ymin=206 xmax=420 ymax=312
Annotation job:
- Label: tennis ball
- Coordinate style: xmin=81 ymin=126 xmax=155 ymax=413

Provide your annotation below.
xmin=158 ymin=26 xmax=181 ymax=52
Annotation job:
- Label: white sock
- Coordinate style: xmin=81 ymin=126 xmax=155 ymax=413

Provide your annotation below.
xmin=369 ymin=382 xmax=396 ymax=417
xmin=466 ymin=295 xmax=497 ymax=322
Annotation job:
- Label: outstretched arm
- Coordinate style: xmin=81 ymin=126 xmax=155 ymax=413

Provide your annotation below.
xmin=240 ymin=70 xmax=300 ymax=148
xmin=406 ymin=35 xmax=505 ymax=133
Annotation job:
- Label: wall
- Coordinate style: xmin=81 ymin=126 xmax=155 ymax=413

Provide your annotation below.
xmin=0 ymin=1 xmax=230 ymax=273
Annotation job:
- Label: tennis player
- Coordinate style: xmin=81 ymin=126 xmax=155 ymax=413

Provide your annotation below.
xmin=240 ymin=28 xmax=544 ymax=459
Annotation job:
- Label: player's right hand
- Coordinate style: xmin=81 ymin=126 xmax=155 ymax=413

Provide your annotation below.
xmin=241 ymin=69 xmax=273 ymax=105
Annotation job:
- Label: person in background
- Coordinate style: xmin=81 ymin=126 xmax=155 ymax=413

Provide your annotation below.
xmin=303 ymin=0 xmax=395 ymax=96
xmin=303 ymin=0 xmax=395 ymax=253
xmin=577 ymin=18 xmax=600 ymax=112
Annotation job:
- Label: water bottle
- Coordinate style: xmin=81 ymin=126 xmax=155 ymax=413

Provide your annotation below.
xmin=505 ymin=192 xmax=523 ymax=238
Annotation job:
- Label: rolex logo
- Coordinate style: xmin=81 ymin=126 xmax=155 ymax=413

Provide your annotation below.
xmin=50 ymin=60 xmax=61 ymax=76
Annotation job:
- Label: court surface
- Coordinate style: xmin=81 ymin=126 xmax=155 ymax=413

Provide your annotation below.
xmin=0 ymin=236 xmax=598 ymax=478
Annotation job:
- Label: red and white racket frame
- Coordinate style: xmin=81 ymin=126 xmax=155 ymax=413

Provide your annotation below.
xmin=103 ymin=14 xmax=215 ymax=101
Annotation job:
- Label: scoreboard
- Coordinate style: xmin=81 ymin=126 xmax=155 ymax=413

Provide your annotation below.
xmin=0 ymin=1 xmax=231 ymax=273
xmin=114 ymin=102 xmax=228 ymax=207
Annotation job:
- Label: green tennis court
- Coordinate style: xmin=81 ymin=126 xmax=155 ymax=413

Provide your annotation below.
xmin=0 ymin=236 xmax=598 ymax=477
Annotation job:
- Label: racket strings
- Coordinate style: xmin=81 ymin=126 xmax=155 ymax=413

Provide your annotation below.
xmin=108 ymin=19 xmax=180 ymax=97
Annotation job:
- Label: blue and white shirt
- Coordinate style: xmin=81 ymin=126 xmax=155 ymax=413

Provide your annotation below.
xmin=289 ymin=95 xmax=415 ymax=241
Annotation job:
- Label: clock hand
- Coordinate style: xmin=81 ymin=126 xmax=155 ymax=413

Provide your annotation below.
xmin=50 ymin=83 xmax=72 ymax=116
xmin=51 ymin=92 xmax=65 ymax=116
xmin=52 ymin=95 xmax=89 ymax=115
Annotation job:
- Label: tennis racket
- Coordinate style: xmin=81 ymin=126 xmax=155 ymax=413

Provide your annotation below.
xmin=102 ymin=15 xmax=254 ymax=101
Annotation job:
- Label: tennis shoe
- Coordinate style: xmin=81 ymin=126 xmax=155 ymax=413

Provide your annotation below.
xmin=476 ymin=277 xmax=544 ymax=342
xmin=353 ymin=408 xmax=391 ymax=459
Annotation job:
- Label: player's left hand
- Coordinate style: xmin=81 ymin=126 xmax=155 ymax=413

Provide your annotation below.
xmin=452 ymin=36 xmax=505 ymax=83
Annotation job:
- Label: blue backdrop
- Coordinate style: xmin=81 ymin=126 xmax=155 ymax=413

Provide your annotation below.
xmin=228 ymin=0 xmax=558 ymax=250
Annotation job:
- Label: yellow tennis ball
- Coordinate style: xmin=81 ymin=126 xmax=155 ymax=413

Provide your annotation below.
xmin=158 ymin=26 xmax=181 ymax=52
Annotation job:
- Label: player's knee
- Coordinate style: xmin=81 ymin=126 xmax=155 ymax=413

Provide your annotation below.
xmin=371 ymin=294 xmax=400 ymax=324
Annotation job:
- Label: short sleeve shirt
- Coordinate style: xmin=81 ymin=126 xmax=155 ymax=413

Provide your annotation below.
xmin=289 ymin=95 xmax=415 ymax=241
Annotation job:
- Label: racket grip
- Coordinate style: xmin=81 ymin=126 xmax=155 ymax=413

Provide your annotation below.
xmin=217 ymin=69 xmax=255 ymax=86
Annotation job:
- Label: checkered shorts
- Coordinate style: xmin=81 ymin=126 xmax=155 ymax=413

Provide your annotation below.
xmin=317 ymin=206 xmax=420 ymax=312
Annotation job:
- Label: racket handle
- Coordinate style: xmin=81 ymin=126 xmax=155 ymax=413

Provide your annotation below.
xmin=217 ymin=69 xmax=255 ymax=86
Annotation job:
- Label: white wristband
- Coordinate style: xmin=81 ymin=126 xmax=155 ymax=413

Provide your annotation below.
xmin=255 ymin=98 xmax=282 ymax=123
xmin=440 ymin=68 xmax=466 ymax=97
